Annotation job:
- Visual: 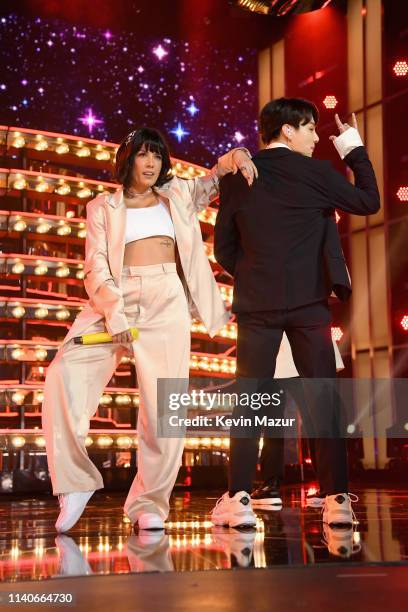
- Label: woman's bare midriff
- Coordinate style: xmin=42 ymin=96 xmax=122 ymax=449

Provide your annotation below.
xmin=123 ymin=235 xmax=176 ymax=266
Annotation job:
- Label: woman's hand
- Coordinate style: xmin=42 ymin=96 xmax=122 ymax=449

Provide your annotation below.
xmin=231 ymin=150 xmax=258 ymax=186
xmin=111 ymin=329 xmax=134 ymax=344
xmin=329 ymin=112 xmax=358 ymax=141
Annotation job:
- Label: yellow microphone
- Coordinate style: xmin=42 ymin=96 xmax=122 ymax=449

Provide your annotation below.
xmin=73 ymin=327 xmax=139 ymax=345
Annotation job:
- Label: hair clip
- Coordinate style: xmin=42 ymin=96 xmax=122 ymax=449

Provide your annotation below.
xmin=124 ymin=130 xmax=137 ymax=146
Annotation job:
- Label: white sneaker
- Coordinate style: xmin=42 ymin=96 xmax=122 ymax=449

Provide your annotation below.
xmin=137 ymin=512 xmax=165 ymax=530
xmin=210 ymin=491 xmax=257 ymax=528
xmin=212 ymin=527 xmax=256 ymax=568
xmin=55 ymin=535 xmax=93 ymax=575
xmin=322 ymin=493 xmax=358 ymax=527
xmin=322 ymin=524 xmax=361 ymax=558
xmin=55 ymin=490 xmax=95 ymax=533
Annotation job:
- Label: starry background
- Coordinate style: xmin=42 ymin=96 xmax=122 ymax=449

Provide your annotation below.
xmin=0 ymin=13 xmax=259 ymax=167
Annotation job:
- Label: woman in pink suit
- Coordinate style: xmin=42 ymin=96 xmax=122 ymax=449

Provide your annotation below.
xmin=42 ymin=127 xmax=257 ymax=533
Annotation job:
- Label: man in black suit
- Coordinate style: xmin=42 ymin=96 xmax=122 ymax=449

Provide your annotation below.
xmin=210 ymin=97 xmax=379 ymax=529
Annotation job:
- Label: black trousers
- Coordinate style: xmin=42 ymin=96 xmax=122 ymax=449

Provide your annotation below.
xmin=228 ymin=300 xmax=349 ymax=496
xmin=259 ymin=381 xmax=319 ymax=485
xmin=259 ymin=381 xmax=313 ymax=485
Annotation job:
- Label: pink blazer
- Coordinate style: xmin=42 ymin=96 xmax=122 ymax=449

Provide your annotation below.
xmin=61 ymin=150 xmax=243 ymax=346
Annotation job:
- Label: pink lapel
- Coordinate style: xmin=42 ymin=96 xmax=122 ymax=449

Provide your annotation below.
xmin=106 ymin=188 xmax=126 ymax=284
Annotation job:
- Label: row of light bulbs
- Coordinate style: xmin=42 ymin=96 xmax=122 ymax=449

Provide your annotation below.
xmin=8 ymin=304 xmax=72 ymax=320
xmin=12 ymin=173 xmax=100 ymax=199
xmin=5 ymin=331 xmax=341 ymax=368
xmin=6 ymin=434 xmax=231 ymax=450
xmin=7 ymin=259 xmax=84 ymax=280
xmin=7 ymin=434 xmax=135 ymax=449
xmin=3 ymin=302 xmax=238 ymax=339
xmin=10 ymin=215 xmax=87 ymax=238
xmin=189 ymin=354 xmax=236 ymax=374
xmin=5 ymin=305 xmax=341 ymax=346
xmin=6 ymin=389 xmax=139 ymax=406
xmin=3 ymin=342 xmax=238 ymax=372
xmin=3 ymin=256 xmax=234 ymax=304
xmin=8 ymin=130 xmax=208 ymax=179
xmin=6 ymin=213 xmax=224 ymax=260
xmin=11 ymin=133 xmax=112 ymax=161
xmin=4 ymin=386 xmax=240 ymax=411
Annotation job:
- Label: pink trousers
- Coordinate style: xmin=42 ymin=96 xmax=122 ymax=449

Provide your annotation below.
xmin=42 ymin=263 xmax=191 ymax=522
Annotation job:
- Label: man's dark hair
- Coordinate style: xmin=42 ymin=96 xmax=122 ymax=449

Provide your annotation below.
xmin=259 ymin=97 xmax=319 ymax=144
xmin=114 ymin=127 xmax=172 ymax=188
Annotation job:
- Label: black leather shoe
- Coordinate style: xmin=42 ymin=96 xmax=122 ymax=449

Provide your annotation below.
xmin=251 ymin=480 xmax=282 ymax=507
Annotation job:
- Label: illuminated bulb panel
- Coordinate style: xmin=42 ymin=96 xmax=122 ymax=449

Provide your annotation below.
xmin=8 ymin=212 xmax=86 ymax=237
xmin=1 ymin=300 xmax=236 ymax=342
xmin=1 ymin=255 xmax=233 ymax=308
xmin=5 ymin=168 xmax=114 ymax=202
xmin=1 ymin=254 xmax=85 ymax=280
xmin=393 ymin=60 xmax=408 ymax=77
xmin=55 ymin=143 xmax=69 ymax=154
xmin=0 ymin=385 xmax=140 ymax=410
xmin=323 ymin=95 xmax=338 ymax=109
xmin=396 ymin=187 xmax=408 ymax=202
xmin=401 ymin=315 xmax=408 ymax=331
xmin=11 ymin=305 xmax=25 ymax=318
xmin=203 ymin=243 xmax=216 ymax=263
xmin=12 ymin=218 xmax=27 ymax=231
xmin=11 ymin=134 xmax=26 ymax=148
xmin=2 ymin=341 xmax=237 ymax=374
xmin=0 ymin=429 xmax=232 ymax=452
xmin=7 ymin=211 xmax=219 ymax=251
xmin=2 ymin=127 xmax=209 ymax=179
xmin=198 ymin=208 xmax=217 ymax=226
xmin=12 ymin=174 xmax=27 ymax=190
xmin=331 ymin=326 xmax=343 ymax=342
xmin=11 ymin=261 xmax=25 ymax=274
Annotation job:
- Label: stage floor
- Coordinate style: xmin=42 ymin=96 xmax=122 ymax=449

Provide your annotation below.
xmin=0 ymin=485 xmax=407 ymax=610
xmin=0 ymin=484 xmax=407 ymax=582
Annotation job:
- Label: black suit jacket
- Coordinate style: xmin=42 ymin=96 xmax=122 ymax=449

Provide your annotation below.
xmin=214 ymin=146 xmax=379 ymax=312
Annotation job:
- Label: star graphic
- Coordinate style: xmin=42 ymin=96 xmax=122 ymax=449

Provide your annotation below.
xmin=187 ymin=102 xmax=199 ymax=116
xmin=153 ymin=45 xmax=168 ymax=60
xmin=79 ymin=108 xmax=103 ymax=134
xmin=170 ymin=122 xmax=189 ymax=143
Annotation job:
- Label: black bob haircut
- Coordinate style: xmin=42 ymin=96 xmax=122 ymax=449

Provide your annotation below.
xmin=259 ymin=97 xmax=319 ymax=144
xmin=114 ymin=127 xmax=172 ymax=188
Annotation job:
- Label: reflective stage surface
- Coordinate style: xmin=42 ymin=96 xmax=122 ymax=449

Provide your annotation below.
xmin=0 ymin=485 xmax=407 ymax=581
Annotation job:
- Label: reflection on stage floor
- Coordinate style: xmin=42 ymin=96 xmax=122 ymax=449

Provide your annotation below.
xmin=0 ymin=485 xmax=407 ymax=581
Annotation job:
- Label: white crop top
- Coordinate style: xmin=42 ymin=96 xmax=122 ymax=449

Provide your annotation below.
xmin=124 ymin=202 xmax=175 ymax=245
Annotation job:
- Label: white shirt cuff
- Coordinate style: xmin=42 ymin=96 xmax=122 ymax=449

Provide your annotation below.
xmin=333 ymin=127 xmax=364 ymax=159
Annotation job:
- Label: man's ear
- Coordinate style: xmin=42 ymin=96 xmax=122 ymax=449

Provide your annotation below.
xmin=282 ymin=124 xmax=293 ymax=139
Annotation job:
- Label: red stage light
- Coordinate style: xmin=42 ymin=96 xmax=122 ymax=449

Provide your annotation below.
xmin=305 ymin=458 xmax=312 ymax=465
xmin=393 ymin=61 xmax=408 ymax=77
xmin=323 ymin=95 xmax=338 ymax=109
xmin=397 ymin=187 xmax=408 ymax=201
xmin=335 ymin=211 xmax=340 ymax=223
xmin=331 ymin=326 xmax=343 ymax=342
xmin=401 ymin=316 xmax=408 ymax=331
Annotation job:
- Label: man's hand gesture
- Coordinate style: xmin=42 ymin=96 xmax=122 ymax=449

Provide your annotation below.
xmin=329 ymin=112 xmax=358 ymax=142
